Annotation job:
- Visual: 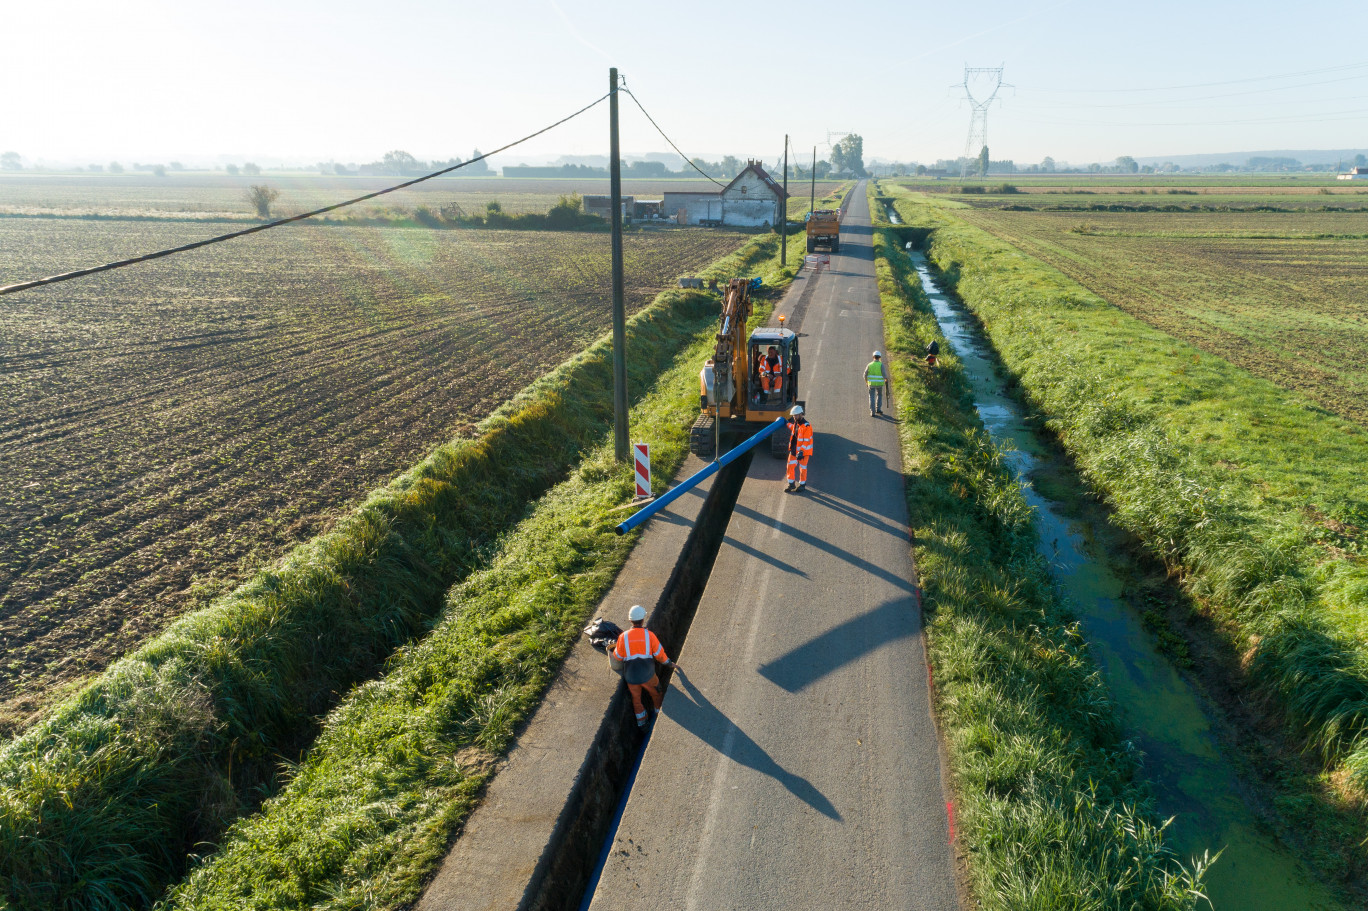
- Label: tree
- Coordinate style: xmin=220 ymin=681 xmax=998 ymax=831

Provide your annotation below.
xmin=0 ymin=151 xmax=21 ymax=170
xmin=720 ymin=155 xmax=742 ymax=178
xmin=242 ymin=162 xmax=261 ymax=176
xmin=1115 ymin=155 xmax=1139 ymax=173
xmin=109 ymin=161 xmax=124 ymax=174
xmin=382 ymin=150 xmax=418 ymax=175
xmin=464 ymin=148 xmax=491 ymax=175
xmin=152 ymin=164 xmax=167 ymax=177
xmin=225 ymin=163 xmax=240 ymax=175
xmin=977 ymin=145 xmax=989 ymax=177
xmin=830 ymin=135 xmax=866 ymax=177
xmin=1355 ymin=153 xmax=1367 ymax=168
xmin=245 ymin=184 xmax=280 ymax=218
xmin=169 ymin=161 xmax=184 ymax=171
xmin=1040 ymin=156 xmax=1056 ymax=173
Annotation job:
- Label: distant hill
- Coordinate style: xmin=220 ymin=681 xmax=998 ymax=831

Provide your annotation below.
xmin=1134 ymin=149 xmax=1368 ymax=169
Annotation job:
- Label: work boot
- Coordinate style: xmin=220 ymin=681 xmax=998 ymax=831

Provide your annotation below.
xmin=785 ymin=483 xmax=795 ymax=492
xmin=797 ymin=482 xmax=806 ymax=492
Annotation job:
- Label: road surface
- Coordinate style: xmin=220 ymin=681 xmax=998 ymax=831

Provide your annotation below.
xmin=587 ymin=182 xmax=959 ymax=910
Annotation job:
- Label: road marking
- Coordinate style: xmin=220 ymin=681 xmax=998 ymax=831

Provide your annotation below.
xmin=684 ymin=564 xmax=772 ymax=911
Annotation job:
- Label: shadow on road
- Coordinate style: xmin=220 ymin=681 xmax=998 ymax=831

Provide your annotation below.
xmin=667 ymin=671 xmax=842 ymax=821
xmin=731 ymin=500 xmax=914 ymax=596
xmin=756 ymin=598 xmax=920 ymax=694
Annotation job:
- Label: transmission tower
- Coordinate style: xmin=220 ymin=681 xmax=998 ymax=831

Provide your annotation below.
xmin=825 ymin=130 xmax=852 ymax=151
xmin=952 ymin=67 xmax=1011 ymax=179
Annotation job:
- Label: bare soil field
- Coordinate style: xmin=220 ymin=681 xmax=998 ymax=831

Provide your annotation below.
xmin=0 ymin=217 xmax=749 ymax=732
xmin=0 ymin=173 xmax=849 ymax=220
xmin=951 ymin=206 xmax=1368 ymax=427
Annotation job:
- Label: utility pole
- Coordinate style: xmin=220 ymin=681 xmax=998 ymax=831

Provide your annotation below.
xmin=781 ymin=135 xmax=788 ymax=266
xmin=810 ymin=146 xmax=816 ymax=213
xmin=609 ymin=67 xmax=629 ymax=462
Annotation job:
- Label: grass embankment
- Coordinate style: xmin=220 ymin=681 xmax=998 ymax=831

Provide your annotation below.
xmin=879 ymin=185 xmax=1368 ymax=859
xmin=868 ymin=214 xmax=1205 ymax=909
xmin=0 ymin=230 xmax=797 ymax=911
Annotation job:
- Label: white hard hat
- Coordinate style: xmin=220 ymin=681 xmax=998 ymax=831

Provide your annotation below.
xmin=872 ymin=351 xmax=882 ymax=358
xmin=628 ymin=604 xmax=647 ymax=622
xmin=790 ymin=405 xmax=804 ymax=417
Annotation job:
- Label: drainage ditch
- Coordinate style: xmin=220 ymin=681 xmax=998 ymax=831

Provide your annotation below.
xmin=904 ymin=241 xmax=1343 ymax=910
xmin=521 ymin=451 xmax=754 ymax=911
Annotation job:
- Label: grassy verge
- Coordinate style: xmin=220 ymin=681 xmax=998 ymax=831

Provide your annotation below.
xmin=0 ymin=230 xmax=797 ymax=911
xmin=869 ymin=202 xmax=1206 ymax=909
xmin=878 ymin=183 xmax=1368 ymax=858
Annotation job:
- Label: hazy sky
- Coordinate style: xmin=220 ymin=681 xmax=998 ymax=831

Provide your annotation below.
xmin=4 ymin=0 xmax=1365 ymax=168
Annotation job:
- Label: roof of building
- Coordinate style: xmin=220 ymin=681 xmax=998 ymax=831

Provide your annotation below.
xmin=722 ymin=160 xmax=790 ymax=200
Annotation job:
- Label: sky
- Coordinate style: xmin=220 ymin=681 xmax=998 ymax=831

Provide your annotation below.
xmin=3 ymin=0 xmax=1365 ymax=169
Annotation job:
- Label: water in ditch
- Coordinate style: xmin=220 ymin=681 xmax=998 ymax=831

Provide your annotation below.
xmin=903 ymin=242 xmax=1343 ymax=910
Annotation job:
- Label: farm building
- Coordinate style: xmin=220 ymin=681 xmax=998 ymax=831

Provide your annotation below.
xmin=583 ymin=195 xmax=634 ymax=219
xmin=1337 ymin=166 xmax=1368 ymax=180
xmin=663 ymin=161 xmax=789 ymax=227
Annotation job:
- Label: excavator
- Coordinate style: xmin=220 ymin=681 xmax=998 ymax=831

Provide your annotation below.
xmin=689 ymin=278 xmax=802 ymax=461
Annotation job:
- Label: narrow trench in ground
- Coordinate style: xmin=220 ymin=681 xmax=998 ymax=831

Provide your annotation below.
xmin=528 ymin=450 xmax=754 ymax=911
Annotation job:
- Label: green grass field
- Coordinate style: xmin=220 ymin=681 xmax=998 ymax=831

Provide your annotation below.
xmin=948 ymin=206 xmax=1368 ymax=426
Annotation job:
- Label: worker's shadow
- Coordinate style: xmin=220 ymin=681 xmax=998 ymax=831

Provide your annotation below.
xmin=756 ymin=598 xmax=920 ymax=694
xmin=666 ymin=671 xmax=842 ymax=821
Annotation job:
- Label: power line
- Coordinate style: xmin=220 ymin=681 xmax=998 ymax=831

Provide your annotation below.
xmin=0 ymin=92 xmax=612 ymax=298
xmin=618 ymin=80 xmax=727 ymax=188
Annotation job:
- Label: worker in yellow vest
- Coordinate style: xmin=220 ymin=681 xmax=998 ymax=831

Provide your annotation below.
xmin=785 ymin=405 xmax=813 ymax=492
xmin=865 ymin=350 xmax=888 ymax=417
xmin=613 ymin=604 xmax=678 ymax=729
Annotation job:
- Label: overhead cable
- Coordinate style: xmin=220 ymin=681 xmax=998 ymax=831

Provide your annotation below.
xmin=1 ymin=92 xmax=612 ymax=297
xmin=618 ymin=80 xmax=727 ymax=188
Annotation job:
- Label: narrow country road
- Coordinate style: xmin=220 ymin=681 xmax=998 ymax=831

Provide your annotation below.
xmin=588 ymin=182 xmax=959 ymax=909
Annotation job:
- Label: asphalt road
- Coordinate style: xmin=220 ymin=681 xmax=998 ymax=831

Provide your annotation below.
xmin=587 ymin=183 xmax=959 ymax=910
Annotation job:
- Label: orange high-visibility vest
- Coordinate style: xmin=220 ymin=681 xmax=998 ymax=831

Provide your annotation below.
xmin=614 ymin=626 xmax=668 ymax=663
xmin=790 ymin=420 xmax=813 ymax=455
xmin=761 ymin=355 xmax=783 ymax=379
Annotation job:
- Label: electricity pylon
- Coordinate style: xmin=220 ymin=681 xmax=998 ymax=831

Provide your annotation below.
xmin=952 ymin=67 xmax=1010 ymax=179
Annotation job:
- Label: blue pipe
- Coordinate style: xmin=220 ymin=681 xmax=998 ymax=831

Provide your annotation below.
xmin=615 ymin=417 xmax=787 ymax=535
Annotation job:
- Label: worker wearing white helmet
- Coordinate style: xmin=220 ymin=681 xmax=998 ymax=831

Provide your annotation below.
xmin=612 ymin=604 xmax=677 ymax=728
xmin=785 ymin=404 xmax=813 ymax=493
xmin=864 ymin=350 xmax=888 ymax=417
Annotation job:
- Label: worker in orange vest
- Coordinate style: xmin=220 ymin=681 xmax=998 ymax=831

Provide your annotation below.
xmin=785 ymin=404 xmax=813 ymax=492
xmin=759 ymin=345 xmax=783 ymax=400
xmin=613 ymin=604 xmax=678 ymax=729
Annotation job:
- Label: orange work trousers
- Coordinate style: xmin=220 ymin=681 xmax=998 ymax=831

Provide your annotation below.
xmin=787 ymin=452 xmax=809 ymax=484
xmin=628 ymin=676 xmax=662 ymax=722
xmin=761 ymin=373 xmax=781 ymax=393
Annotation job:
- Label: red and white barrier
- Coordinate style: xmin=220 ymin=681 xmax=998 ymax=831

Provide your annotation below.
xmin=634 ymin=443 xmax=651 ymax=499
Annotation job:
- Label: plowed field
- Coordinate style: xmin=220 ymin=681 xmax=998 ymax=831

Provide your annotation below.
xmin=0 ymin=219 xmax=748 ymax=732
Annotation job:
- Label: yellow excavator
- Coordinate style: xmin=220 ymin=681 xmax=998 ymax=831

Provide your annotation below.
xmin=690 ymin=278 xmax=802 ymax=461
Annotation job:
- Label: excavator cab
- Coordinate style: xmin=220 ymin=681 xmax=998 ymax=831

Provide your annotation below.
xmin=690 ymin=278 xmax=803 ymax=461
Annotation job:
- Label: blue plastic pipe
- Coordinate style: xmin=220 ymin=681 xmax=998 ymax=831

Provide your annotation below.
xmin=615 ymin=417 xmax=787 ymax=535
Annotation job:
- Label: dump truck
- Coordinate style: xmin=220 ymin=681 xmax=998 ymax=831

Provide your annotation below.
xmin=805 ymin=208 xmax=841 ymax=253
xmin=689 ymin=278 xmax=802 ymax=461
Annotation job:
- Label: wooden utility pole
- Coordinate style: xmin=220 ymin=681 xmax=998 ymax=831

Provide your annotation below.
xmin=781 ymin=135 xmax=788 ymax=266
xmin=609 ymin=67 xmax=629 ymax=462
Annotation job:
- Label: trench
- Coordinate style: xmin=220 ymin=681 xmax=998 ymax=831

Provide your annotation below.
xmin=522 ymin=450 xmax=754 ymax=911
xmin=892 ymin=204 xmax=1343 ymax=909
